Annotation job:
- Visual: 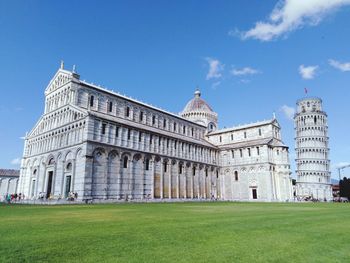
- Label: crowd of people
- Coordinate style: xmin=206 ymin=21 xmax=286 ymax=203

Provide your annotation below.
xmin=1 ymin=191 xmax=79 ymax=203
xmin=1 ymin=193 xmax=24 ymax=203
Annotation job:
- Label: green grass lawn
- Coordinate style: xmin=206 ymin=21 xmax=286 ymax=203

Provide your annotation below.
xmin=0 ymin=202 xmax=349 ymax=263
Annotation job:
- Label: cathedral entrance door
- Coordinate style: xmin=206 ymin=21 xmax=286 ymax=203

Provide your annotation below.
xmin=31 ymin=179 xmax=36 ymax=198
xmin=46 ymin=171 xmax=53 ymax=199
xmin=65 ymin=175 xmax=71 ymax=198
xmin=252 ymin=188 xmax=257 ymax=199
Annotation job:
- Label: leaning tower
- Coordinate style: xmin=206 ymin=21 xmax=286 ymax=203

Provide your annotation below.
xmin=294 ymin=97 xmax=332 ymax=201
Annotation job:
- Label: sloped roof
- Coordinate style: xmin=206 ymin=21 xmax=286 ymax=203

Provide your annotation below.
xmin=208 ymin=119 xmax=279 ymax=135
xmin=0 ymin=169 xmax=20 ymax=177
xmin=182 ymin=90 xmax=214 ymax=114
xmin=219 ymin=137 xmax=288 ymax=150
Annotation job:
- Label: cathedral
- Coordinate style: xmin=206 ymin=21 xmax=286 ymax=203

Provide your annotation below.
xmin=18 ymin=64 xmax=293 ymax=202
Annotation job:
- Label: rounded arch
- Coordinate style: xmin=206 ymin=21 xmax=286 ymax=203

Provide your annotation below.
xmin=132 ymin=153 xmax=142 ymax=162
xmin=75 ymin=148 xmax=83 ymax=160
xmin=46 ymin=154 xmax=56 ymax=166
xmin=107 ymin=148 xmax=118 ymax=157
xmin=152 ymin=155 xmax=160 ymax=163
xmin=65 ymin=151 xmax=74 ymax=162
xmin=92 ymin=147 xmax=106 ymax=157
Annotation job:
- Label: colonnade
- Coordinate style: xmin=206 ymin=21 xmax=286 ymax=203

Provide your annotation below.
xmin=89 ymin=148 xmax=221 ymax=201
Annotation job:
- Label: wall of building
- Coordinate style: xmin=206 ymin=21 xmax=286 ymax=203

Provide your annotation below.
xmin=295 ymin=98 xmax=332 ymax=200
xmin=18 ymin=68 xmax=293 ymax=203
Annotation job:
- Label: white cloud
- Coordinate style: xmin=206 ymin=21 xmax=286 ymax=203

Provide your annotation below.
xmin=299 ymin=65 xmax=318 ymax=79
xmin=329 ymin=59 xmax=350 ymax=72
xmin=280 ymin=105 xmax=295 ymax=120
xmin=205 ymin=58 xmax=224 ymax=80
xmin=211 ymin=81 xmax=221 ymax=90
xmin=11 ymin=158 xmax=21 ymax=165
xmin=239 ymin=79 xmax=251 ymax=84
xmin=239 ymin=0 xmax=350 ymax=41
xmin=231 ymin=67 xmax=260 ymax=76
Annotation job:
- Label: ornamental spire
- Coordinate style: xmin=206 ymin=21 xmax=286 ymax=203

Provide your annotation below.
xmin=194 ymin=88 xmax=201 ymax=98
xmin=60 ymin=60 xmax=64 ymax=69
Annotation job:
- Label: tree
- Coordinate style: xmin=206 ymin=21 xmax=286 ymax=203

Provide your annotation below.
xmin=339 ymin=177 xmax=350 ymax=199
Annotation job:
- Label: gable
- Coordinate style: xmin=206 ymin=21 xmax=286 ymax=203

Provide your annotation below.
xmin=44 ymin=69 xmax=74 ymax=95
xmin=27 ymin=105 xmax=88 ymax=138
xmin=272 ymin=119 xmax=281 ymax=129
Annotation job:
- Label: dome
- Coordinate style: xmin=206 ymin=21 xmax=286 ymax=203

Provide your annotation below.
xmin=181 ymin=89 xmax=218 ymax=132
xmin=182 ymin=90 xmax=214 ymax=113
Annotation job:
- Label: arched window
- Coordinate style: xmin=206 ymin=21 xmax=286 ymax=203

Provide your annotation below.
xmin=164 ymin=161 xmax=168 ymax=173
xmin=152 ymin=115 xmax=156 ymax=125
xmin=179 ymin=164 xmax=183 ymax=174
xmin=115 ymin=126 xmax=119 ymax=137
xmin=314 ymin=116 xmax=317 ymax=124
xmin=259 ymin=129 xmax=262 ymax=136
xmin=125 ymin=106 xmax=130 ymax=117
xmin=108 ymin=101 xmax=113 ymax=112
xmin=145 ymin=159 xmax=150 ymax=171
xmin=163 ymin=119 xmax=166 ymax=128
xmin=140 ymin=111 xmax=144 ymax=122
xmin=90 ymin=95 xmax=94 ymax=107
xmin=66 ymin=163 xmax=72 ymax=171
xmin=139 ymin=132 xmax=142 ymax=142
xmin=48 ymin=158 xmax=55 ymax=166
xmin=244 ymin=132 xmax=247 ymax=138
xmin=234 ymin=171 xmax=238 ymax=181
xmin=123 ymin=156 xmax=128 ymax=168
xmin=127 ymin=129 xmax=131 ymax=140
xmin=256 ymin=147 xmax=260 ymax=155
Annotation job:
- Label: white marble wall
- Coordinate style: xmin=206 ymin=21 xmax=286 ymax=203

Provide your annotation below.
xmin=295 ymin=98 xmax=332 ymax=200
xmin=18 ymin=68 xmax=293 ymax=202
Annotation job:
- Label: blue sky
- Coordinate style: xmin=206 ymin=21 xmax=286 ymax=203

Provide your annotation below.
xmin=1 ymin=0 xmax=350 ymax=179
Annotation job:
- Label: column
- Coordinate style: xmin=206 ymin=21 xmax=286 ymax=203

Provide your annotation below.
xmin=204 ymin=171 xmax=207 ymax=199
xmin=176 ymin=166 xmax=180 ymax=199
xmin=151 ymin=159 xmax=155 ymax=199
xmin=71 ymin=158 xmax=76 ymax=192
xmin=183 ymin=166 xmax=187 ymax=199
xmin=60 ymin=160 xmax=66 ymax=197
xmin=160 ymin=158 xmax=163 ymax=199
xmin=168 ymin=162 xmax=171 ymax=199
xmin=191 ymin=165 xmax=195 ymax=199
xmin=117 ymin=157 xmax=123 ymax=199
